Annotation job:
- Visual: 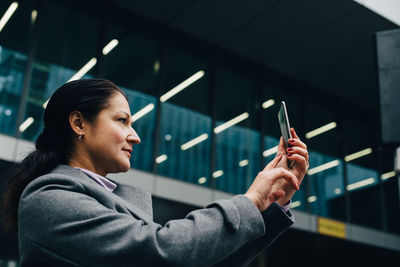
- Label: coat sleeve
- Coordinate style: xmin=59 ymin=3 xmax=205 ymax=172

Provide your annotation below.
xmin=19 ymin=176 xmax=268 ymax=267
xmin=213 ymin=203 xmax=294 ymax=266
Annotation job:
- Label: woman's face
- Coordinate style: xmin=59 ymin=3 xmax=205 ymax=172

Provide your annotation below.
xmin=81 ymin=92 xmax=140 ymax=175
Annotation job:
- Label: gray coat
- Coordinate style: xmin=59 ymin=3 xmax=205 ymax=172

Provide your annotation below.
xmin=18 ymin=165 xmax=294 ymax=267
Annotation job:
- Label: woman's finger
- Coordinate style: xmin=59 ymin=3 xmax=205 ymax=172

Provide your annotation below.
xmin=288 ymin=137 xmax=307 ymax=150
xmin=268 ymin=189 xmax=285 ymax=203
xmin=263 ymin=153 xmax=283 ymax=171
xmin=287 ymin=153 xmax=307 ymax=170
xmin=268 ymin=167 xmax=300 ymax=190
xmin=287 ymin=146 xmax=309 ymax=162
xmin=277 ymin=137 xmax=286 ymax=154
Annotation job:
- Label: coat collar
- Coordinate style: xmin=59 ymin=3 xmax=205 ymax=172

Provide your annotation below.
xmin=50 ymin=165 xmax=154 ymax=221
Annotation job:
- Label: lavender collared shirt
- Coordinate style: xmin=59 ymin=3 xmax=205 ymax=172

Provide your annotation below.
xmin=75 ymin=167 xmax=290 ymax=212
xmin=75 ymin=167 xmax=117 ymax=192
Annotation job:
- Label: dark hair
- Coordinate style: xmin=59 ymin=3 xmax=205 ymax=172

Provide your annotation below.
xmin=2 ymin=78 xmax=127 ymax=231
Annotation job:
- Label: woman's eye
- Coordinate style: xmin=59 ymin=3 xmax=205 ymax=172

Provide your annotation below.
xmin=118 ymin=118 xmax=127 ymax=123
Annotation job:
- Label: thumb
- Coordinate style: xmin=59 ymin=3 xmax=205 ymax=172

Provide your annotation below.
xmin=278 ymin=137 xmax=286 ymax=154
xmin=264 ymin=153 xmax=282 ymax=171
xmin=268 ymin=189 xmax=285 ymax=203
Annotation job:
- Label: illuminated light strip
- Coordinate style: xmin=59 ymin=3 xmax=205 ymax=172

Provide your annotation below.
xmin=102 ymin=39 xmax=119 ymax=55
xmin=181 ymin=133 xmax=208 ymax=151
xmin=131 ymin=103 xmax=155 ymax=123
xmin=305 ymin=122 xmax=337 ymax=139
xmin=19 ymin=117 xmax=34 ymax=132
xmin=344 ymin=148 xmax=372 ymax=162
xmin=239 ymin=159 xmax=249 ymax=167
xmin=31 ymin=9 xmax=37 ymax=25
xmin=290 ymin=201 xmax=301 ymax=209
xmin=307 ymin=160 xmax=340 ymax=175
xmin=353 ymin=0 xmax=400 ymax=26
xmin=160 ymin=70 xmax=205 ymax=102
xmin=0 ymin=2 xmax=18 ymax=33
xmin=155 ymin=154 xmax=167 ymax=164
xmin=263 ymin=146 xmax=278 ymax=157
xmin=214 ymin=112 xmax=249 ymax=134
xmin=212 ymin=170 xmax=223 ymax=178
xmin=381 ymin=171 xmax=396 ymax=180
xmin=346 ymin=177 xmax=375 ymax=191
xmin=308 ymin=196 xmax=317 ymax=203
xmin=262 ymin=99 xmax=275 ymax=109
xmin=42 ymin=58 xmax=98 ymax=109
xmin=198 ymin=177 xmax=207 ymax=184
xmin=67 ymin=57 xmax=97 ymax=82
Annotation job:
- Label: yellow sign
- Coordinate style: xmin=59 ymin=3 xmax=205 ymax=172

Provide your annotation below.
xmin=317 ymin=217 xmax=346 ymax=239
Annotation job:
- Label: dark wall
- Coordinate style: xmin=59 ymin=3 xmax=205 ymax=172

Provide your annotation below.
xmin=377 ymin=28 xmax=400 ymax=145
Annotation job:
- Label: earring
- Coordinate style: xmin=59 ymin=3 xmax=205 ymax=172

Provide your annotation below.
xmin=78 ymin=134 xmax=84 ymax=141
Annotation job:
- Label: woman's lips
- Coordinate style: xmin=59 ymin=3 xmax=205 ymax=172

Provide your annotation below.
xmin=123 ymin=148 xmax=132 ymax=158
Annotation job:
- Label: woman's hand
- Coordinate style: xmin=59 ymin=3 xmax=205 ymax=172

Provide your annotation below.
xmin=245 ymin=154 xmax=300 ymax=212
xmin=275 ymin=128 xmax=309 ymax=206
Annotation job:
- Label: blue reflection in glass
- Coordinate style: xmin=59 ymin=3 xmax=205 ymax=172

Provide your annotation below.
xmin=215 ymin=123 xmax=260 ymax=194
xmin=123 ymin=87 xmax=156 ymax=173
xmin=0 ymin=46 xmax=26 ymax=136
xmin=158 ymin=102 xmax=211 ymax=186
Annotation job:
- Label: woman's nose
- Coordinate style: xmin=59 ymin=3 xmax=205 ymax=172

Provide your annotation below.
xmin=128 ymin=128 xmax=141 ymax=144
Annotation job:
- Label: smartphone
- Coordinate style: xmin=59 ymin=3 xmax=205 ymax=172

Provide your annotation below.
xmin=278 ymin=101 xmax=294 ymax=168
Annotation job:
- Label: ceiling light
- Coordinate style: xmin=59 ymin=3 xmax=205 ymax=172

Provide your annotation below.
xmin=346 ymin=177 xmax=375 ymax=191
xmin=290 ymin=201 xmax=301 ymax=208
xmin=102 ymin=39 xmax=119 ymax=55
xmin=19 ymin=117 xmax=34 ymax=132
xmin=263 ymin=146 xmax=278 ymax=157
xmin=307 ymin=160 xmax=340 ymax=175
xmin=334 ymin=188 xmax=342 ymax=195
xmin=344 ymin=148 xmax=372 ymax=162
xmin=165 ymin=134 xmax=172 ymax=141
xmin=181 ymin=133 xmax=208 ymax=151
xmin=160 ymin=70 xmax=205 ymax=102
xmin=43 ymin=57 xmax=98 ymax=109
xmin=239 ymin=159 xmax=249 ymax=167
xmin=354 ymin=0 xmax=400 ymax=26
xmin=31 ymin=9 xmax=37 ymax=25
xmin=262 ymin=99 xmax=275 ymax=109
xmin=212 ymin=170 xmax=223 ymax=178
xmin=67 ymin=57 xmax=97 ymax=82
xmin=214 ymin=112 xmax=249 ymax=134
xmin=0 ymin=2 xmax=18 ymax=33
xmin=381 ymin=171 xmax=396 ymax=180
xmin=308 ymin=196 xmax=317 ymax=203
xmin=131 ymin=103 xmax=154 ymax=123
xmin=198 ymin=177 xmax=207 ymax=184
xmin=153 ymin=61 xmax=160 ymax=73
xmin=155 ymin=154 xmax=167 ymax=164
xmin=305 ymin=122 xmax=337 ymax=139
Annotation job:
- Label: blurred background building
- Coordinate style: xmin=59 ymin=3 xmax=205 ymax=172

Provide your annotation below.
xmin=0 ymin=0 xmax=399 ymax=266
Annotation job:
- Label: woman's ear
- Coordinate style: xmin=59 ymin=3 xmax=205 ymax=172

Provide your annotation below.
xmin=69 ymin=111 xmax=85 ymax=136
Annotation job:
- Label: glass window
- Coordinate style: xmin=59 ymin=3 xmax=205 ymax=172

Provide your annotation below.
xmin=308 ymin=151 xmax=344 ymax=218
xmin=0 ymin=1 xmax=33 ymax=136
xmin=19 ymin=0 xmax=99 ymax=141
xmin=343 ymin=118 xmax=381 ymax=229
xmin=303 ymin=101 xmax=345 ymax=220
xmin=214 ymin=65 xmax=260 ymax=194
xmin=101 ymin=24 xmax=159 ymax=173
xmin=156 ymin=45 xmax=211 ymax=186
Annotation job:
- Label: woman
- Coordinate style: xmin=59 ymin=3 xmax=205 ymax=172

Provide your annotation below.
xmin=2 ymin=79 xmax=308 ymax=266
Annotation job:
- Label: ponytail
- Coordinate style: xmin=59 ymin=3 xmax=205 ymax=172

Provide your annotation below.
xmin=2 ymin=148 xmax=61 ymax=231
xmin=1 ymin=78 xmax=126 ymax=232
